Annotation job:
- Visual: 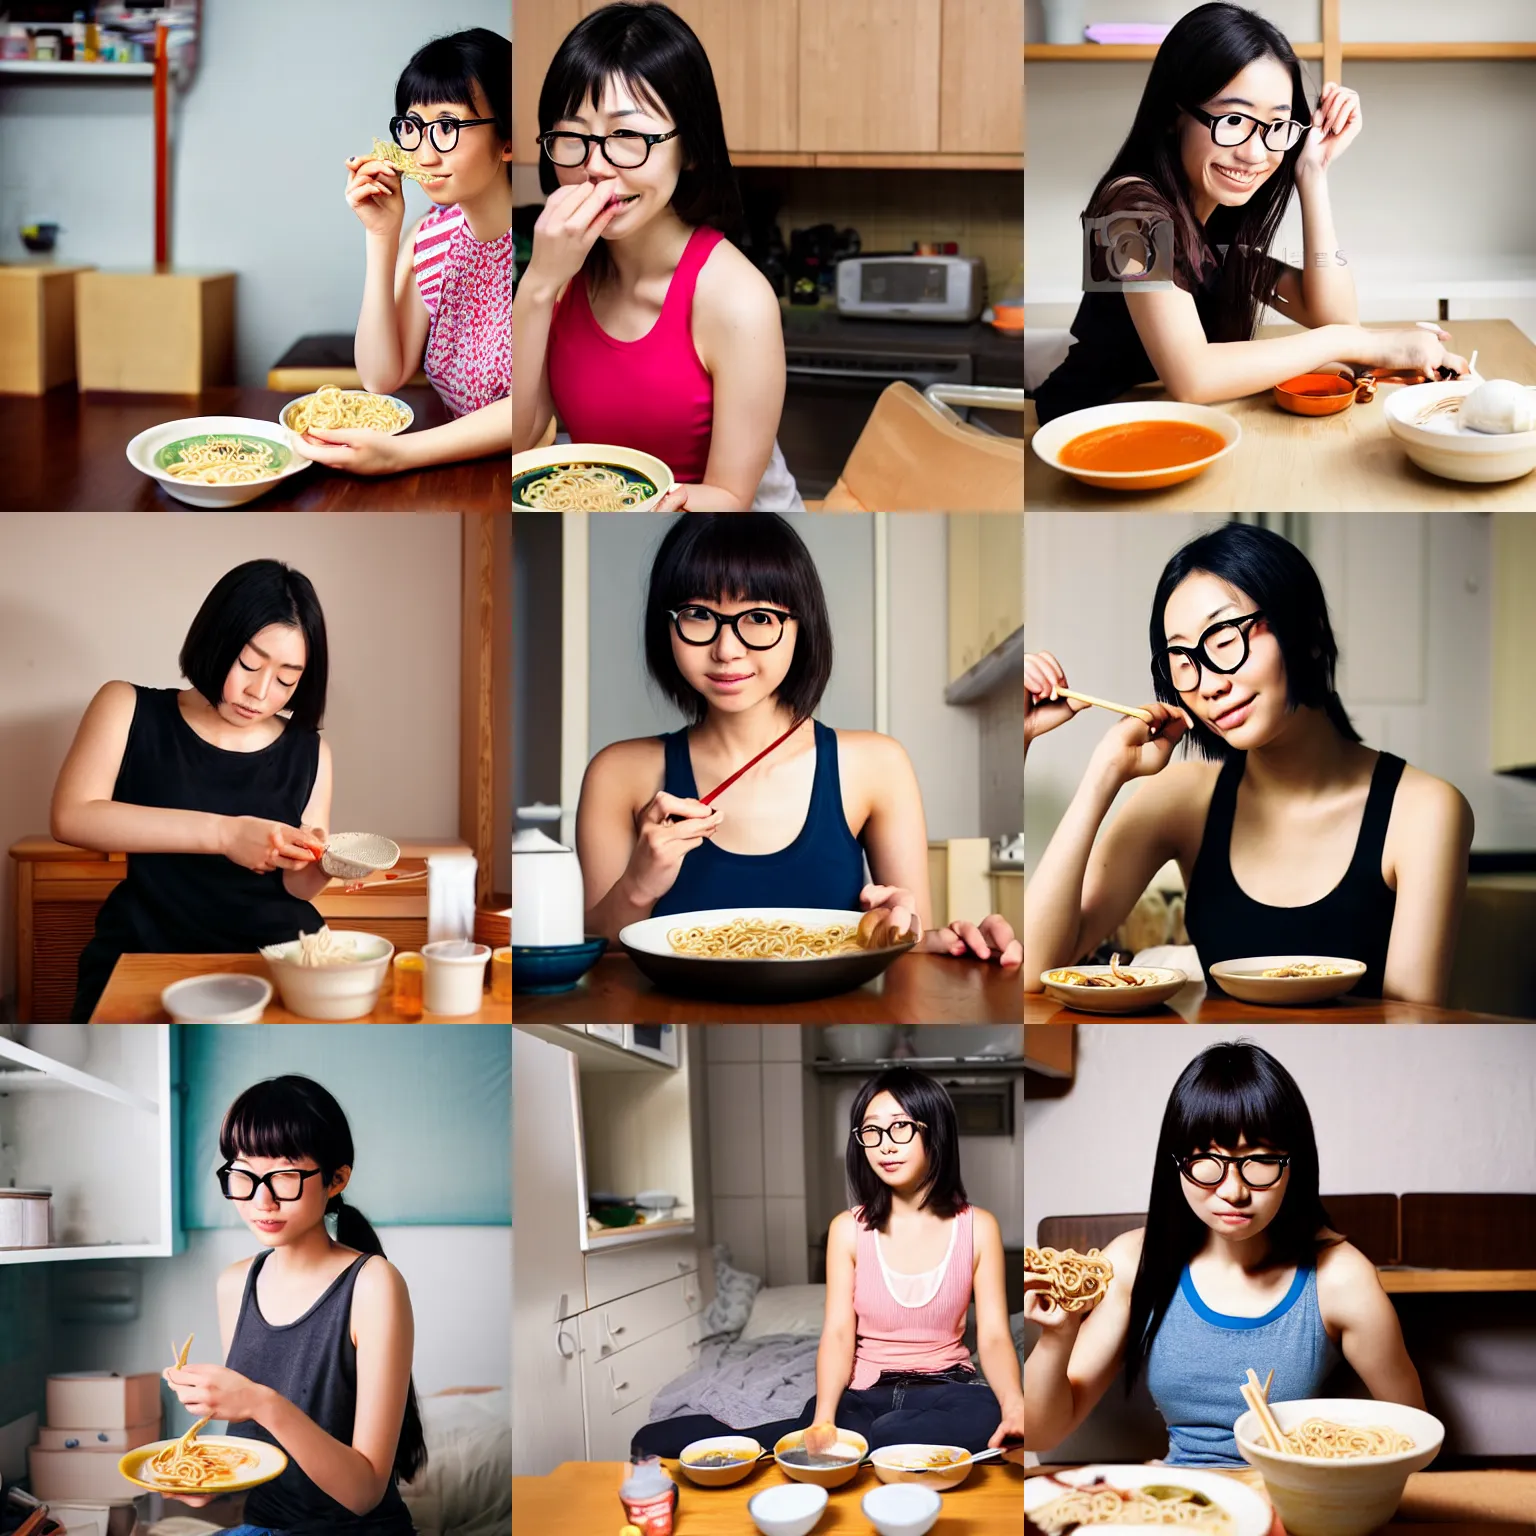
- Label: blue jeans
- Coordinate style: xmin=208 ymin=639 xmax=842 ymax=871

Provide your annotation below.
xmin=631 ymin=1363 xmax=1001 ymax=1458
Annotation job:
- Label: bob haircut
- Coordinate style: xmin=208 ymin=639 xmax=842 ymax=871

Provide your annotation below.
xmin=644 ymin=514 xmax=833 ymax=726
xmin=1124 ymin=1041 xmax=1333 ymax=1390
xmin=1149 ymin=522 xmax=1360 ymax=762
xmin=179 ymin=560 xmax=329 ymax=733
xmin=845 ymin=1067 xmax=970 ymax=1232
xmin=397 ymin=28 xmax=512 ymax=183
xmin=537 ymin=2 xmax=743 ymax=286
xmin=220 ymin=1075 xmax=427 ymax=1482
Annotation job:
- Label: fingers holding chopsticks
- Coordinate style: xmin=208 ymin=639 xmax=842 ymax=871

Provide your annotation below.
xmin=1025 ymin=651 xmax=1091 ymax=744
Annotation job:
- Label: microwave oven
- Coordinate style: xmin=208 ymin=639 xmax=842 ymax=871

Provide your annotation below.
xmin=585 ymin=1023 xmax=679 ymax=1069
xmin=835 ymin=254 xmax=986 ymax=322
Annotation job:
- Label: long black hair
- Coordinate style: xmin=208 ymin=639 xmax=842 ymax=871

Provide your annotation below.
xmin=845 ymin=1068 xmax=969 ymax=1233
xmin=1124 ymin=1042 xmax=1333 ymax=1391
xmin=537 ymin=2 xmax=743 ymax=287
xmin=1087 ymin=3 xmax=1309 ymax=343
xmin=1150 ymin=522 xmax=1360 ymax=761
xmin=220 ymin=1076 xmax=427 ymax=1483
xmin=397 ymin=28 xmax=512 ymax=183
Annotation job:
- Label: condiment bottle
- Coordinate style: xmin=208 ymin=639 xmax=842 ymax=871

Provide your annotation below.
xmin=617 ymin=1456 xmax=677 ymax=1536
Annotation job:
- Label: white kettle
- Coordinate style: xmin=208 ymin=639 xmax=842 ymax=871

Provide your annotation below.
xmin=512 ymin=805 xmax=585 ymax=947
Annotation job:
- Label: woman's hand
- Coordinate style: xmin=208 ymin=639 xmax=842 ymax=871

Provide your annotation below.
xmin=653 ymin=486 xmax=689 ymax=512
xmin=803 ymin=1420 xmax=840 ymax=1456
xmin=1295 ymin=82 xmax=1361 ymax=182
xmin=1025 ymin=651 xmax=1090 ymax=744
xmin=344 ymin=153 xmax=406 ymax=240
xmin=163 ymin=1363 xmax=270 ymax=1426
xmin=526 ymin=181 xmax=625 ymax=294
xmin=922 ymin=914 xmax=1022 ymax=967
xmin=1085 ymin=701 xmax=1191 ymax=789
xmin=858 ymin=884 xmax=920 ymax=945
xmin=1359 ymin=325 xmax=1470 ymax=380
xmin=621 ymin=792 xmax=723 ymax=906
xmin=222 ymin=818 xmax=326 ymax=875
xmin=988 ymin=1394 xmax=1025 ymax=1455
xmin=299 ymin=426 xmax=412 ymax=476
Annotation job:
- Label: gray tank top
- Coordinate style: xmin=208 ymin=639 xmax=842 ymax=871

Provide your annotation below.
xmin=225 ymin=1248 xmax=416 ymax=1535
xmin=1144 ymin=1264 xmax=1339 ymax=1466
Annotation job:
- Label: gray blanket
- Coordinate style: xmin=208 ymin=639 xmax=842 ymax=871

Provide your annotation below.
xmin=646 ymin=1332 xmax=820 ymax=1429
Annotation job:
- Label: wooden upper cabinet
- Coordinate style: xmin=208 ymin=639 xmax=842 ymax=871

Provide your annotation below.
xmin=800 ymin=0 xmax=943 ymax=153
xmin=513 ymin=0 xmax=584 ymax=165
xmin=940 ymin=0 xmax=1023 ymax=153
xmin=667 ymin=0 xmax=800 ymax=152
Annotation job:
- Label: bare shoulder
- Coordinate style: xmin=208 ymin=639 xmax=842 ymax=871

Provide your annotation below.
xmin=695 ymin=238 xmax=781 ymax=340
xmin=836 ymin=729 xmax=914 ymax=777
xmin=218 ymin=1253 xmax=256 ymax=1297
xmin=355 ymin=1253 xmax=410 ymax=1305
xmin=1314 ymin=1239 xmax=1383 ymax=1322
xmin=1124 ymin=758 xmax=1220 ymax=846
xmin=970 ymin=1206 xmax=1003 ymax=1262
xmin=87 ymin=679 xmax=139 ymax=722
xmin=1315 ymin=1237 xmax=1376 ymax=1284
xmin=1102 ymin=1226 xmax=1145 ymax=1272
xmin=582 ymin=735 xmax=667 ymax=799
xmin=1394 ymin=763 xmax=1473 ymax=839
xmin=829 ymin=1208 xmax=858 ymax=1247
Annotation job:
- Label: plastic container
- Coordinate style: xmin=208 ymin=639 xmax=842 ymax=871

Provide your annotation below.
xmin=422 ymin=941 xmax=491 ymax=1017
xmin=0 ymin=1188 xmax=51 ymax=1248
xmin=618 ymin=1456 xmax=678 ymax=1535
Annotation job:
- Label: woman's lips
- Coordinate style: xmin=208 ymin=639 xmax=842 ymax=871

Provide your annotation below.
xmin=234 ymin=703 xmax=260 ymax=719
xmin=706 ymin=673 xmax=753 ymax=687
xmin=1216 ymin=1212 xmax=1252 ymax=1224
xmin=253 ymin=1219 xmax=285 ymax=1232
xmin=879 ymin=1160 xmax=903 ymax=1171
xmin=1215 ymin=164 xmax=1262 ymax=188
xmin=1213 ymin=698 xmax=1254 ymax=730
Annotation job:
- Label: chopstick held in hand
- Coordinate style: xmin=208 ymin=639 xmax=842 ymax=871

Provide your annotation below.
xmin=1049 ymin=685 xmax=1155 ymax=725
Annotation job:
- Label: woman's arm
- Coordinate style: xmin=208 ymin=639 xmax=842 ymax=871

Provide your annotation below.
xmin=355 ymin=212 xmax=432 ymax=397
xmin=1381 ymin=772 xmax=1474 ymax=1005
xmin=850 ymin=733 xmax=935 ymax=931
xmin=1316 ymin=1242 xmax=1425 ymax=1409
xmin=513 ymin=277 xmax=561 ymax=453
xmin=282 ymin=738 xmax=334 ymax=904
xmin=810 ymin=1213 xmax=859 ymax=1435
xmin=1288 ymin=171 xmax=1357 ymax=327
xmin=972 ymin=1210 xmax=1023 ymax=1433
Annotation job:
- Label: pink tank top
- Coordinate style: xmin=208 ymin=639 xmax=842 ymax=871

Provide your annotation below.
xmin=849 ymin=1204 xmax=975 ymax=1390
xmin=411 ymin=203 xmax=513 ymax=417
xmin=546 ymin=225 xmax=723 ymax=483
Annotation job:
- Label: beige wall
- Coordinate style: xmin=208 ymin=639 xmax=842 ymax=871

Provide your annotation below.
xmin=0 ymin=513 xmax=463 ymax=1013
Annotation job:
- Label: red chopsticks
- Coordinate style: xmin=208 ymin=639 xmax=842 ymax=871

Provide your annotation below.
xmin=700 ymin=718 xmax=805 ymax=805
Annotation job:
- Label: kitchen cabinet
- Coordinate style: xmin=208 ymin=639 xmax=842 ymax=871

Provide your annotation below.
xmin=948 ymin=513 xmax=1023 ymax=684
xmin=800 ymin=1 xmax=942 ymax=153
xmin=512 ymin=0 xmax=583 ymax=175
xmin=940 ymin=0 xmax=1025 ymax=153
xmin=666 ymin=0 xmax=800 ymax=152
xmin=1491 ymin=513 xmax=1536 ymax=773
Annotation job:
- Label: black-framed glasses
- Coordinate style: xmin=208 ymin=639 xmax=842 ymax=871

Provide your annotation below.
xmin=852 ymin=1119 xmax=926 ymax=1148
xmin=1184 ymin=104 xmax=1307 ymax=154
xmin=392 ymin=113 xmax=497 ymax=155
xmin=218 ymin=1161 xmax=326 ymax=1203
xmin=1175 ymin=1151 xmax=1291 ymax=1189
xmin=1156 ymin=611 xmax=1265 ymax=693
xmin=539 ymin=128 xmax=679 ymax=169
xmin=667 ymin=605 xmax=795 ymax=649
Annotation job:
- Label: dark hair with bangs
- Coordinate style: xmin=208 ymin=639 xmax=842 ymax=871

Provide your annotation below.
xmin=644 ymin=514 xmax=832 ymax=726
xmin=1150 ymin=522 xmax=1359 ymax=762
xmin=1124 ymin=1041 xmax=1333 ymax=1391
xmin=220 ymin=1076 xmax=426 ymax=1482
xmin=396 ymin=27 xmax=511 ymax=183
xmin=179 ymin=560 xmax=329 ymax=732
xmin=537 ymin=2 xmax=742 ymax=288
xmin=845 ymin=1068 xmax=969 ymax=1233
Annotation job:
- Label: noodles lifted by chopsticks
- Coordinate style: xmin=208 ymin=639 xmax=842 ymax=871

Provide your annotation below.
xmin=286 ymin=386 xmax=411 ymax=435
xmin=1046 ymin=953 xmax=1147 ymax=989
xmin=668 ymin=918 xmax=863 ymax=959
xmin=1032 ymin=1480 xmax=1233 ymax=1534
xmin=517 ymin=465 xmax=657 ymax=510
xmin=150 ymin=1333 xmax=259 ymax=1489
xmin=165 ymin=436 xmax=280 ymax=485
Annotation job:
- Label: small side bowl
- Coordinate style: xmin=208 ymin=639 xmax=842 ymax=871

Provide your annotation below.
xmin=262 ymin=931 xmax=394 ymax=1020
xmin=677 ymin=1435 xmax=765 ymax=1487
xmin=747 ymin=1482 xmax=828 ymax=1536
xmin=861 ymin=1482 xmax=942 ymax=1536
xmin=773 ymin=1428 xmax=869 ymax=1489
xmin=1274 ymin=373 xmax=1356 ymax=416
xmin=280 ymin=391 xmax=414 ymax=437
xmin=1039 ymin=965 xmax=1186 ymax=1014
xmin=869 ymin=1443 xmax=976 ymax=1491
xmin=1384 ymin=382 xmax=1536 ymax=483
xmin=512 ymin=936 xmax=607 ymax=994
xmin=1208 ymin=956 xmax=1366 ymax=1006
xmin=161 ymin=973 xmax=272 ymax=1024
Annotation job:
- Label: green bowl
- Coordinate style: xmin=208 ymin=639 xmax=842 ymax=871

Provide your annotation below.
xmin=512 ymin=461 xmax=658 ymax=509
xmin=155 ymin=433 xmax=291 ymax=478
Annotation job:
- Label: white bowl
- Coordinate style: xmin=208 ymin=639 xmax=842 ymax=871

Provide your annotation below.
xmin=861 ymin=1482 xmax=942 ymax=1536
xmin=1208 ymin=956 xmax=1366 ymax=1005
xmin=676 ymin=1434 xmax=764 ymax=1487
xmin=1025 ymin=1465 xmax=1273 ymax=1536
xmin=125 ymin=416 xmax=312 ymax=507
xmin=1235 ymin=1397 xmax=1444 ymax=1536
xmin=280 ymin=390 xmax=414 ymax=437
xmin=1385 ymin=382 xmax=1536 ymax=483
xmin=512 ymin=442 xmax=674 ymax=510
xmin=635 ymin=1189 xmax=678 ymax=1212
xmin=1031 ymin=401 xmax=1241 ymax=492
xmin=160 ymin=973 xmax=272 ymax=1024
xmin=422 ymin=940 xmax=491 ymax=1016
xmin=746 ymin=1481 xmax=828 ymax=1536
xmin=262 ymin=931 xmax=394 ymax=1020
xmin=869 ymin=1443 xmax=977 ymax=1491
xmin=321 ymin=831 xmax=401 ymax=880
xmin=1039 ymin=964 xmax=1186 ymax=1014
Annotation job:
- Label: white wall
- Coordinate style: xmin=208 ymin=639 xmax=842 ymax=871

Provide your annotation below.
xmin=0 ymin=513 xmax=463 ymax=1011
xmin=0 ymin=0 xmax=511 ymax=386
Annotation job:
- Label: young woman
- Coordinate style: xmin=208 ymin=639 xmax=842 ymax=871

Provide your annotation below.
xmin=51 ymin=561 xmax=336 ymax=1022
xmin=310 ymin=28 xmax=512 ymax=476
xmin=634 ymin=1068 xmax=1023 ymax=1458
xmin=1024 ymin=1041 xmax=1423 ymax=1463
xmin=1031 ymin=3 xmax=1468 ymax=424
xmin=514 ymin=2 xmax=802 ymax=511
xmin=577 ymin=515 xmax=1021 ymax=966
xmin=165 ymin=1075 xmax=423 ymax=1533
xmin=1023 ymin=524 xmax=1472 ymax=1004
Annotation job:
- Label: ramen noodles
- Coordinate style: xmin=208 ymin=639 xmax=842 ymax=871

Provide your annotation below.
xmin=516 ymin=464 xmax=657 ymax=510
xmin=370 ymin=135 xmax=437 ymax=184
xmin=150 ymin=1334 xmax=259 ymax=1489
xmin=263 ymin=927 xmax=358 ymax=967
xmin=1282 ymin=1418 xmax=1415 ymax=1458
xmin=1032 ymin=1481 xmax=1234 ymax=1534
xmin=1260 ymin=962 xmax=1346 ymax=979
xmin=164 ymin=436 xmax=280 ymax=485
xmin=285 ymin=386 xmax=411 ymax=435
xmin=1025 ymin=1246 xmax=1114 ymax=1313
xmin=667 ymin=919 xmax=866 ymax=960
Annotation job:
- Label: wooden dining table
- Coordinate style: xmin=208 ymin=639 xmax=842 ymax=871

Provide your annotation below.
xmin=514 ymin=951 xmax=1023 ymax=1024
xmin=0 ymin=384 xmax=508 ymax=511
xmin=1025 ymin=319 xmax=1536 ymax=511
xmin=1024 ymin=982 xmax=1516 ymax=1025
xmin=516 ymin=1457 xmax=1024 ymax=1534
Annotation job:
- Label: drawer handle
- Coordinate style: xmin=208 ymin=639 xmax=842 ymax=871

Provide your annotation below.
xmin=611 ymin=1374 xmax=629 ymax=1392
xmin=677 ymin=1260 xmax=689 ymax=1271
xmin=555 ymin=1325 xmax=576 ymax=1361
xmin=605 ymin=1313 xmax=626 ymax=1335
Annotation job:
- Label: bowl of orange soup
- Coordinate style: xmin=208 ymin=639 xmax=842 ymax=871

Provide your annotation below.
xmin=1031 ymin=402 xmax=1241 ymax=491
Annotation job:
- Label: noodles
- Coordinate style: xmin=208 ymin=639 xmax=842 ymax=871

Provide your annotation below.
xmin=1032 ymin=1481 xmax=1234 ymax=1534
xmin=164 ymin=435 xmax=281 ymax=485
xmin=877 ymin=1448 xmax=969 ymax=1470
xmin=667 ymin=919 xmax=864 ymax=960
xmin=150 ymin=1333 xmax=259 ymax=1489
xmin=516 ymin=464 xmax=657 ymax=510
xmin=370 ymin=136 xmax=437 ymax=185
xmin=1260 ymin=962 xmax=1345 ymax=978
xmin=1045 ymin=954 xmax=1147 ymax=988
xmin=285 ymin=386 xmax=412 ymax=435
xmin=1024 ymin=1246 xmax=1114 ymax=1313
xmin=1282 ymin=1418 xmax=1415 ymax=1458
xmin=263 ymin=927 xmax=358 ymax=968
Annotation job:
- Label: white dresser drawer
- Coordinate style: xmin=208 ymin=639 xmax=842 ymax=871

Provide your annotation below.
xmin=578 ymin=1272 xmax=703 ymax=1362
xmin=581 ymin=1311 xmax=705 ymax=1423
xmin=585 ymin=1235 xmax=700 ymax=1309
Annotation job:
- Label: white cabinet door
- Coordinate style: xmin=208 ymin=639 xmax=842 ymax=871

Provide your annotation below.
xmin=583 ymin=1311 xmax=706 ymax=1462
xmin=585 ymin=1235 xmax=699 ymax=1309
xmin=577 ymin=1272 xmax=702 ymax=1364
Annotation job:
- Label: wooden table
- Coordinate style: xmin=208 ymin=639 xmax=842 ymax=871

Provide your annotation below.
xmin=92 ymin=954 xmax=509 ymax=1024
xmin=1024 ymin=983 xmax=1514 ymax=1025
xmin=514 ymin=952 xmax=1023 ymax=1024
xmin=515 ymin=1458 xmax=1024 ymax=1534
xmin=1025 ymin=320 xmax=1536 ymax=511
xmin=0 ymin=385 xmax=508 ymax=511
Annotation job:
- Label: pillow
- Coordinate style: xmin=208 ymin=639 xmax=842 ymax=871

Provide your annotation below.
xmin=739 ymin=1284 xmax=828 ymax=1341
xmin=701 ymin=1243 xmax=763 ymax=1337
xmin=399 ymin=1388 xmax=511 ymax=1536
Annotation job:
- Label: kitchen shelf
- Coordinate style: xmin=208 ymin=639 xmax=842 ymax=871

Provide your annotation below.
xmin=1379 ymin=1269 xmax=1536 ymax=1293
xmin=0 ymin=1242 xmax=171 ymax=1265
xmin=0 ymin=1040 xmax=157 ymax=1115
xmin=945 ymin=626 xmax=1023 ymax=707
xmin=0 ymin=60 xmax=154 ymax=76
xmin=1025 ymin=43 xmax=1536 ymax=62
xmin=586 ymin=1217 xmax=696 ymax=1248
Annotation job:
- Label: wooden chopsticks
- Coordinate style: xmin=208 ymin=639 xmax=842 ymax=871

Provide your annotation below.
xmin=1049 ymin=685 xmax=1154 ymax=725
xmin=1240 ymin=1366 xmax=1286 ymax=1451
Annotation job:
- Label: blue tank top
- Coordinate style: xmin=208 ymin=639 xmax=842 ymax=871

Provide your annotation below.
xmin=650 ymin=719 xmax=866 ymax=918
xmin=1144 ymin=1264 xmax=1340 ymax=1466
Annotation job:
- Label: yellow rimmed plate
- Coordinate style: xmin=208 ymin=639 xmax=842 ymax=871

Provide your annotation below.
xmin=120 ymin=1434 xmax=288 ymax=1495
xmin=512 ymin=442 xmax=674 ymax=510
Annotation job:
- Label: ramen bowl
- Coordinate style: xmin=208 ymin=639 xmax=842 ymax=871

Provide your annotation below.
xmin=280 ymin=390 xmax=414 ymax=437
xmin=1031 ymin=402 xmax=1241 ymax=492
xmin=120 ymin=1435 xmax=288 ymax=1495
xmin=869 ymin=1443 xmax=979 ymax=1491
xmin=126 ymin=416 xmax=312 ymax=507
xmin=620 ymin=908 xmax=916 ymax=1004
xmin=1385 ymin=382 xmax=1536 ymax=483
xmin=1274 ymin=373 xmax=1356 ymax=416
xmin=1025 ymin=1464 xmax=1273 ymax=1536
xmin=512 ymin=442 xmax=673 ymax=510
xmin=1039 ymin=964 xmax=1186 ymax=1015
xmin=1208 ymin=956 xmax=1366 ymax=1006
xmin=772 ymin=1428 xmax=869 ymax=1490
xmin=160 ymin=973 xmax=273 ymax=1024
xmin=261 ymin=931 xmax=394 ymax=1020
xmin=677 ymin=1435 xmax=767 ymax=1487
xmin=1235 ymin=1398 xmax=1443 ymax=1536
xmin=511 ymin=936 xmax=607 ymax=993
xmin=861 ymin=1482 xmax=942 ymax=1536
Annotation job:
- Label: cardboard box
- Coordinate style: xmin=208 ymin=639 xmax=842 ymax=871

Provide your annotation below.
xmin=39 ymin=1419 xmax=160 ymax=1451
xmin=45 ymin=1372 xmax=161 ymax=1430
xmin=27 ymin=1446 xmax=142 ymax=1503
xmin=75 ymin=269 xmax=236 ymax=393
xmin=0 ymin=264 xmax=94 ymax=394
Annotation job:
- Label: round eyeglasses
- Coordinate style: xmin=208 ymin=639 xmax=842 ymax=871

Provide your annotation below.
xmin=218 ymin=1162 xmax=325 ymax=1203
xmin=1156 ymin=611 xmax=1264 ymax=693
xmin=667 ymin=605 xmax=795 ymax=650
xmin=392 ymin=114 xmax=497 ymax=155
xmin=539 ymin=128 xmax=679 ymax=169
xmin=852 ymin=1119 xmax=926 ymax=1148
xmin=1184 ymin=105 xmax=1307 ymax=154
xmin=1175 ymin=1151 xmax=1290 ymax=1188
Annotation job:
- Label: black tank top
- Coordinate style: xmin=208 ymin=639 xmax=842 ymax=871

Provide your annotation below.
xmin=226 ymin=1248 xmax=416 ymax=1535
xmin=1184 ymin=751 xmax=1405 ymax=999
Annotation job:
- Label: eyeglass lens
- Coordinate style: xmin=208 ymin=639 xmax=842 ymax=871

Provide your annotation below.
xmin=1210 ymin=113 xmax=1303 ymax=152
xmin=1162 ymin=621 xmax=1252 ymax=691
xmin=221 ymin=1167 xmax=309 ymax=1201
xmin=855 ymin=1121 xmax=920 ymax=1147
xmin=543 ymin=131 xmax=652 ymax=169
xmin=1183 ymin=1154 xmax=1286 ymax=1188
xmin=396 ymin=118 xmax=461 ymax=154
xmin=674 ymin=606 xmax=787 ymax=648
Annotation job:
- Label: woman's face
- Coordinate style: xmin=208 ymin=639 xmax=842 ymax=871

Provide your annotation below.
xmin=401 ymin=83 xmax=512 ymax=204
xmin=551 ymin=72 xmax=683 ymax=236
xmin=226 ymin=1151 xmax=348 ymax=1249
xmin=1162 ymin=571 xmax=1285 ymax=748
xmin=858 ymin=1091 xmax=930 ymax=1193
xmin=1178 ymin=1133 xmax=1290 ymax=1242
xmin=670 ymin=594 xmax=798 ymax=715
xmin=220 ymin=623 xmax=306 ymax=729
xmin=1178 ymin=56 xmax=1294 ymax=213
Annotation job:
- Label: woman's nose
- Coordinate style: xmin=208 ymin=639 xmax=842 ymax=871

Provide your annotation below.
xmin=1218 ymin=1168 xmax=1249 ymax=1201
